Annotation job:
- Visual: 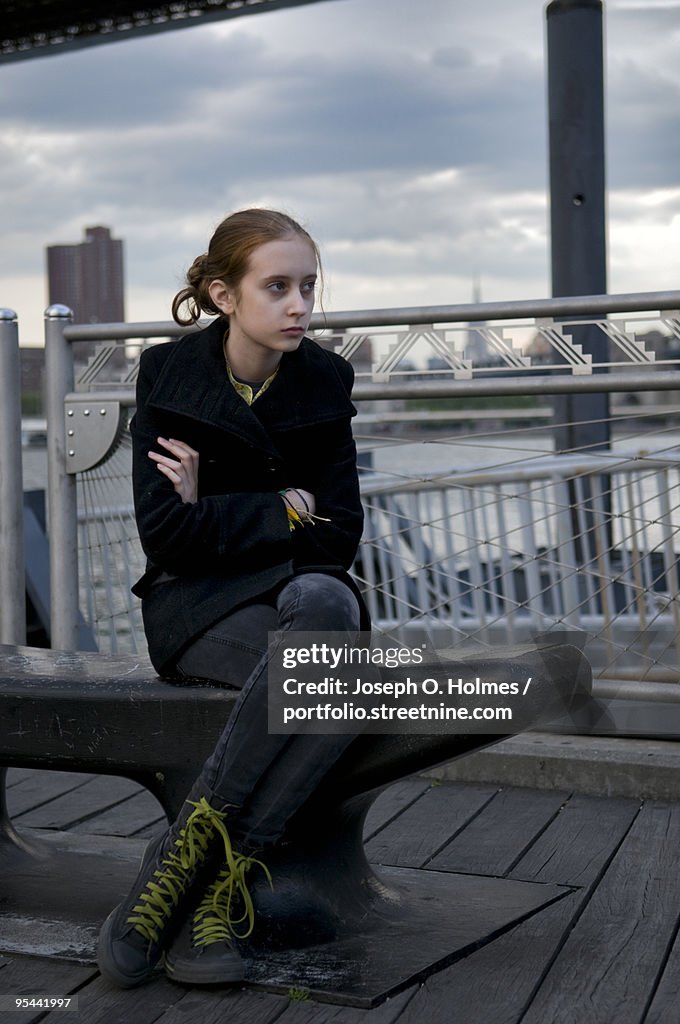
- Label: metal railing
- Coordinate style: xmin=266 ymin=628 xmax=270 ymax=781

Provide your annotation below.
xmin=4 ymin=291 xmax=680 ymax=735
xmin=41 ymin=290 xmax=680 ymax=647
xmin=65 ymin=431 xmax=680 ymax=684
xmin=357 ymin=452 xmax=680 ymax=682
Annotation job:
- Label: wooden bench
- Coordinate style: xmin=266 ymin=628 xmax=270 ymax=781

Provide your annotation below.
xmin=0 ymin=644 xmax=236 ymax=838
xmin=0 ymin=639 xmax=591 ymax=1005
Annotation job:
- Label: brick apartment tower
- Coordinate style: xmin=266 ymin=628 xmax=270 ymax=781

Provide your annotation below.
xmin=47 ymin=226 xmax=125 ymax=324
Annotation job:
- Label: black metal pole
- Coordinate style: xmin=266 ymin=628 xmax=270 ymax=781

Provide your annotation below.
xmin=546 ymin=0 xmax=609 ymax=453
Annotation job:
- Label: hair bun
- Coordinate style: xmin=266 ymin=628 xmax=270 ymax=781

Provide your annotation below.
xmin=187 ymin=252 xmax=209 ymax=286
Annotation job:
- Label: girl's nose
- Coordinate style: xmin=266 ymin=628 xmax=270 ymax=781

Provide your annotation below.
xmin=288 ymin=291 xmax=308 ymax=315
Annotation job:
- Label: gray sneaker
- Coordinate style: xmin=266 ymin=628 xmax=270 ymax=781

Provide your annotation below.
xmin=164 ymin=851 xmax=271 ymax=985
xmin=97 ymin=796 xmax=235 ymax=988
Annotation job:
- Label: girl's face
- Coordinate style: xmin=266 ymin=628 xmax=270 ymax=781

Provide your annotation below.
xmin=210 ymin=235 xmax=317 ymax=378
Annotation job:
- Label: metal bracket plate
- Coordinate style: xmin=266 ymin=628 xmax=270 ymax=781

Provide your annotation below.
xmin=64 ymin=399 xmax=123 ymax=474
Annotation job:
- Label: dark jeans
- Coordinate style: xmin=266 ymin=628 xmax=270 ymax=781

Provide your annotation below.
xmin=175 ymin=573 xmax=361 ymax=848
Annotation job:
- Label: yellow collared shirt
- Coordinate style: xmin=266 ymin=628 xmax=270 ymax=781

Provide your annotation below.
xmin=226 ymin=362 xmax=278 ymax=406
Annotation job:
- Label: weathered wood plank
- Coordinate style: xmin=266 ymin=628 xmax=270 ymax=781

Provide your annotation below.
xmin=13 ymin=776 xmax=143 ymax=830
xmin=130 ymin=817 xmax=168 ymax=840
xmin=644 ymin=921 xmax=680 ymax=1024
xmin=69 ymin=789 xmax=164 ymax=837
xmin=150 ymin=984 xmax=289 ymax=1024
xmin=363 ymin=779 xmax=432 ymax=840
xmin=391 ymin=793 xmax=640 ymax=1024
xmin=364 ymin=782 xmax=499 ymax=868
xmin=521 ymin=801 xmax=680 ymax=1024
xmin=272 ymin=986 xmax=415 ymax=1023
xmin=511 ymin=793 xmax=642 ymax=887
xmin=5 ymin=771 xmax=680 ymax=1024
xmin=53 ymin=970 xmax=189 ymax=1024
xmin=0 ymin=956 xmax=95 ymax=1024
xmin=4 ymin=767 xmax=33 ymax=787
xmin=428 ymin=786 xmax=570 ymax=876
xmin=6 ymin=770 xmax=97 ymax=817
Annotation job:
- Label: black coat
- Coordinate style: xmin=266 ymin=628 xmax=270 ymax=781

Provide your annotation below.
xmin=130 ymin=317 xmax=367 ymax=674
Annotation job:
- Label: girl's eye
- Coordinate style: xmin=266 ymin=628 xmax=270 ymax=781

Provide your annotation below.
xmin=268 ymin=281 xmax=286 ymax=293
xmin=302 ymin=280 xmax=316 ymax=294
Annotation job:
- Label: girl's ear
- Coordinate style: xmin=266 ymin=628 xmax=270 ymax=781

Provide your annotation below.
xmin=208 ymin=279 xmax=235 ymax=315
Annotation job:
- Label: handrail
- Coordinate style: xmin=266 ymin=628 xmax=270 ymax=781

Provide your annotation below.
xmin=72 ymin=369 xmax=680 ymax=406
xmin=61 ymin=289 xmax=680 ymax=341
xmin=360 ymin=451 xmax=680 ymax=498
xmin=42 ymin=289 xmax=680 ymax=652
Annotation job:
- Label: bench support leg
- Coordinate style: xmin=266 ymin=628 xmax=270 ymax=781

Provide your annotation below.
xmin=0 ymin=767 xmax=44 ymax=858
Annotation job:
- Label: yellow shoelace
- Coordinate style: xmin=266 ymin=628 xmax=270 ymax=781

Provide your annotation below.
xmin=127 ymin=797 xmax=236 ymax=944
xmin=193 ymin=852 xmax=273 ymax=947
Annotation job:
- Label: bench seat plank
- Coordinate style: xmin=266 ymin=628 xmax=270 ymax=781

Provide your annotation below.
xmin=0 ymin=645 xmax=236 ymax=820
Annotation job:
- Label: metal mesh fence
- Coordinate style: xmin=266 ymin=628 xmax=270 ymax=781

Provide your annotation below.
xmin=70 ymin=331 xmax=680 ymax=693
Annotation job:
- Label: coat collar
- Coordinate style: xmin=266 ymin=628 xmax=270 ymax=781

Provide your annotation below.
xmin=146 ymin=317 xmax=355 ymax=448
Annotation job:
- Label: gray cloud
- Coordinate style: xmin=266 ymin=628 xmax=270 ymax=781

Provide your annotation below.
xmin=0 ymin=29 xmax=265 ymax=128
xmin=1 ymin=0 xmax=678 ymax=340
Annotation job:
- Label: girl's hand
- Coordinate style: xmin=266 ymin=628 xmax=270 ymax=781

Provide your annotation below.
xmin=280 ymin=488 xmax=316 ymax=518
xmin=149 ymin=437 xmax=199 ymax=504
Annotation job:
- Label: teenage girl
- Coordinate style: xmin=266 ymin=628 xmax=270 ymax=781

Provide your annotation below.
xmin=98 ymin=208 xmax=367 ymax=988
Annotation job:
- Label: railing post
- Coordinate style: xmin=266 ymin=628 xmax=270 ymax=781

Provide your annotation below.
xmin=44 ymin=304 xmax=79 ymax=651
xmin=0 ymin=309 xmax=26 ymax=644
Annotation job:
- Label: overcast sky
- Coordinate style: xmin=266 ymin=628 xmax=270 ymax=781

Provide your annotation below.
xmin=1 ymin=0 xmax=679 ymax=344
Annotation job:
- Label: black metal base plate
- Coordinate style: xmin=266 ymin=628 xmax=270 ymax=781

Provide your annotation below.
xmin=244 ymin=866 xmax=571 ymax=1007
xmin=0 ymin=830 xmax=570 ymax=1007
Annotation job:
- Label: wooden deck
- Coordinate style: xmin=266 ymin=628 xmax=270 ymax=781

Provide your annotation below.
xmin=1 ymin=765 xmax=679 ymax=1024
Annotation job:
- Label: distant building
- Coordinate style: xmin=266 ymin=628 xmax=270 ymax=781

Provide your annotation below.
xmin=47 ymin=226 xmax=125 ymax=325
xmin=20 ymin=347 xmax=45 ymax=414
xmin=465 ymin=277 xmax=490 ymax=366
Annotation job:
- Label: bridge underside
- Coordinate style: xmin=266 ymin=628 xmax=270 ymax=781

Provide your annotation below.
xmin=1 ymin=0 xmax=335 ymax=63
